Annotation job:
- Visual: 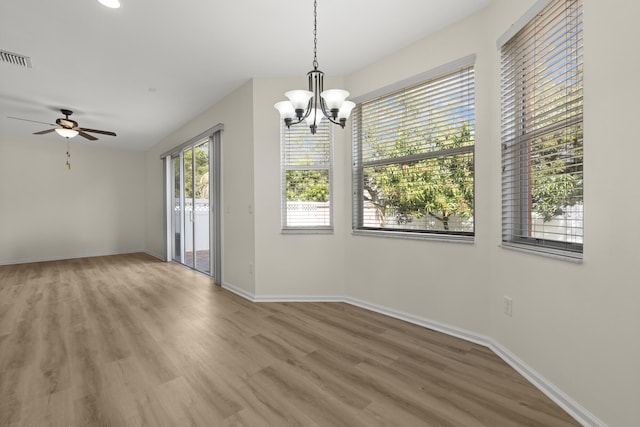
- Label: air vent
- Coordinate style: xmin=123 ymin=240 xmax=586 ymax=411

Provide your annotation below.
xmin=0 ymin=50 xmax=32 ymax=68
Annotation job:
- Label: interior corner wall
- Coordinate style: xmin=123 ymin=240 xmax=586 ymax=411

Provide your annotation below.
xmin=487 ymin=1 xmax=640 ymax=425
xmin=251 ymin=77 xmax=347 ymax=298
xmin=342 ymin=7 xmax=493 ymax=337
xmin=342 ymin=1 xmax=640 ymax=425
xmin=139 ymin=0 xmax=639 ymax=424
xmin=143 ymin=80 xmax=256 ymax=296
xmin=0 ymin=135 xmax=145 ymax=264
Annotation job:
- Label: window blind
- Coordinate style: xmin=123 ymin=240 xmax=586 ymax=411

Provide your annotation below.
xmin=281 ymin=120 xmax=333 ymax=231
xmin=501 ymin=0 xmax=583 ymax=258
xmin=352 ymin=64 xmax=475 ymax=238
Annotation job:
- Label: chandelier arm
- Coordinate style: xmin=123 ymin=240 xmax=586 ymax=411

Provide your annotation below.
xmin=311 ymin=70 xmax=321 ymax=133
xmin=319 ymin=97 xmax=333 ymax=119
xmin=276 ymin=0 xmax=351 ymax=134
xmin=302 ymin=99 xmax=314 ymax=121
xmin=325 ymin=116 xmax=346 ymax=127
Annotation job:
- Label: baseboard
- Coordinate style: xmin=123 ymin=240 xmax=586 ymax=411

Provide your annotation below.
xmin=221 ymin=281 xmax=257 ymax=301
xmin=144 ymin=250 xmax=166 ymax=261
xmin=0 ymin=249 xmax=146 ymax=266
xmin=213 ymin=288 xmax=607 ymax=427
xmin=255 ymin=295 xmax=344 ymax=303
xmin=220 ymin=282 xmax=343 ymax=303
xmin=343 ymin=296 xmax=491 ymax=348
xmin=489 ymin=341 xmax=607 ymax=427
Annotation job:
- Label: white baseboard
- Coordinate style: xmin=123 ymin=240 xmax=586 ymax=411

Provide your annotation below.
xmin=0 ymin=249 xmax=146 ymax=266
xmin=347 ymin=298 xmax=607 ymax=427
xmin=489 ymin=341 xmax=607 ymax=427
xmin=221 ymin=288 xmax=606 ymax=427
xmin=255 ymin=295 xmax=344 ymax=303
xmin=220 ymin=282 xmax=343 ymax=303
xmin=144 ymin=250 xmax=166 ymax=261
xmin=344 ymin=296 xmax=491 ymax=348
xmin=221 ymin=281 xmax=257 ymax=301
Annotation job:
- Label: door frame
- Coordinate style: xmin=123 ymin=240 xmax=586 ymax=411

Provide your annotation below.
xmin=161 ymin=124 xmax=223 ymax=284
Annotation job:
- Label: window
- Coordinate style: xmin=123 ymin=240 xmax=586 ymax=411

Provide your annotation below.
xmin=352 ymin=60 xmax=475 ymax=240
xmin=500 ymin=0 xmax=583 ymax=260
xmin=281 ymin=120 xmax=333 ymax=232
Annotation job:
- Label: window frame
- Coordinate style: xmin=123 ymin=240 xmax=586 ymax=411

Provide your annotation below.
xmin=499 ymin=0 xmax=584 ymax=261
xmin=351 ymin=56 xmax=476 ymax=242
xmin=280 ymin=120 xmax=334 ymax=234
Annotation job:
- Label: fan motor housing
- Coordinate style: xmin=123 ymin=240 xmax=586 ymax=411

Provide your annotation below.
xmin=56 ymin=118 xmax=78 ymax=128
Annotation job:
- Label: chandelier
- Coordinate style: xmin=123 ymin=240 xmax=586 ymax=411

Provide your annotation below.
xmin=274 ymin=0 xmax=355 ymax=135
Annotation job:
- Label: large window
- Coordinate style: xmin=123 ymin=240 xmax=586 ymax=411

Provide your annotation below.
xmin=500 ymin=0 xmax=583 ymax=260
xmin=352 ymin=60 xmax=475 ymax=240
xmin=281 ymin=120 xmax=333 ymax=232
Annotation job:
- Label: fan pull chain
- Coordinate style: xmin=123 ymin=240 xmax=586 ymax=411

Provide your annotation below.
xmin=66 ymin=141 xmax=71 ymax=170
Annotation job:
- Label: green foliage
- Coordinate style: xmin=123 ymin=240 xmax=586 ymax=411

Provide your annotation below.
xmin=530 ymin=126 xmax=583 ymax=222
xmin=286 ymin=170 xmax=329 ymax=202
xmin=363 ymin=121 xmax=474 ymax=230
xmin=174 ymin=144 xmax=209 ymax=199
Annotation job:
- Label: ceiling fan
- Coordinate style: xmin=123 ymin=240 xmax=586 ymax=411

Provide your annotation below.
xmin=8 ymin=109 xmax=116 ymax=141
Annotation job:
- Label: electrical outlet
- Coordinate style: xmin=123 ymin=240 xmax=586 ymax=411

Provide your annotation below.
xmin=249 ymin=263 xmax=254 ymax=274
xmin=504 ymin=296 xmax=513 ymax=317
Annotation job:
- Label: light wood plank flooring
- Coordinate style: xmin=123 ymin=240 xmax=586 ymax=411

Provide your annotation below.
xmin=0 ymin=253 xmax=579 ymax=426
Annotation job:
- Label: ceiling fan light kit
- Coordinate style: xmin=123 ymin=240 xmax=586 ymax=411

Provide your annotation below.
xmin=55 ymin=128 xmax=79 ymax=139
xmin=8 ymin=108 xmax=117 ymax=141
xmin=274 ymin=0 xmax=354 ymax=135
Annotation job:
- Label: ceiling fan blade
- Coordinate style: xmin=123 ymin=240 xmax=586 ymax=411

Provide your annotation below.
xmin=78 ymin=131 xmax=98 ymax=141
xmin=9 ymin=117 xmax=56 ymax=126
xmin=78 ymin=127 xmax=116 ymax=136
xmin=33 ymin=128 xmax=56 ymax=135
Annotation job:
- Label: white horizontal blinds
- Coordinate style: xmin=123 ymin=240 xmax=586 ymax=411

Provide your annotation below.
xmin=501 ymin=0 xmax=583 ymax=256
xmin=359 ymin=67 xmax=475 ymax=164
xmin=353 ymin=65 xmax=475 ymax=235
xmin=281 ymin=120 xmax=332 ymax=229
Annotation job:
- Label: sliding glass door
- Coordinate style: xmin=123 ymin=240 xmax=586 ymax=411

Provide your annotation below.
xmin=164 ymin=125 xmax=222 ymax=283
xmin=171 ymin=141 xmax=210 ymax=274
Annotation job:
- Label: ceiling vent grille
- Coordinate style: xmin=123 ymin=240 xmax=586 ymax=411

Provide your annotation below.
xmin=0 ymin=50 xmax=32 ymax=68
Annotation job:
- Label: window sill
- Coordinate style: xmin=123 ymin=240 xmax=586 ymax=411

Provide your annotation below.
xmin=500 ymin=242 xmax=583 ymax=264
xmin=352 ymin=229 xmax=474 ymax=244
xmin=281 ymin=228 xmax=334 ymax=235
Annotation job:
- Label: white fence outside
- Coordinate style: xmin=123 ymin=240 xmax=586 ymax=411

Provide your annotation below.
xmin=259 ymin=199 xmax=581 ymax=242
xmin=531 ymin=203 xmax=583 ymax=244
xmin=286 ymin=201 xmax=331 ymax=227
xmin=362 ymin=200 xmax=474 ymax=232
xmin=174 ymin=198 xmax=209 ymax=251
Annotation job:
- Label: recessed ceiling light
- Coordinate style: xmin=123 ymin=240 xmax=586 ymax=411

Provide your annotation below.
xmin=98 ymin=0 xmax=121 ymax=9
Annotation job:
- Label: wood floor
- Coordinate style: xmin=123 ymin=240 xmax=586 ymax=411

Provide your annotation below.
xmin=0 ymin=253 xmax=579 ymax=427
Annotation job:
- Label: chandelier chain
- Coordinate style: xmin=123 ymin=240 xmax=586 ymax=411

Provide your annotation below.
xmin=275 ymin=0 xmax=354 ymax=134
xmin=313 ymin=0 xmax=318 ymax=69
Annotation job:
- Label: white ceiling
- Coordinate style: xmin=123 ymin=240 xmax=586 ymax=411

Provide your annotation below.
xmin=0 ymin=0 xmax=491 ymax=151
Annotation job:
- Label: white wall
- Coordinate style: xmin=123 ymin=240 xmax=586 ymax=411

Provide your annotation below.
xmin=0 ymin=135 xmax=145 ymax=264
xmin=144 ymin=80 xmax=256 ymax=296
xmin=340 ymin=1 xmax=639 ymax=425
xmin=141 ymin=1 xmax=639 ymax=424
xmin=488 ymin=1 xmax=640 ymax=425
xmin=342 ymin=4 xmax=494 ymax=337
xmin=251 ymin=77 xmax=347 ymax=298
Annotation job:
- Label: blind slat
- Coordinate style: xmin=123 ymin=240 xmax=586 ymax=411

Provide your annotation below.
xmin=353 ymin=63 xmax=475 ymax=236
xmin=500 ymin=0 xmax=583 ymax=257
xmin=281 ymin=119 xmax=333 ymax=229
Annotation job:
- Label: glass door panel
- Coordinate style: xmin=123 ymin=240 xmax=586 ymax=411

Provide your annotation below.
xmin=170 ymin=141 xmax=210 ymax=275
xmin=171 ymin=155 xmax=183 ymax=264
xmin=194 ymin=142 xmax=210 ymax=274
xmin=183 ymin=148 xmax=195 ymax=269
